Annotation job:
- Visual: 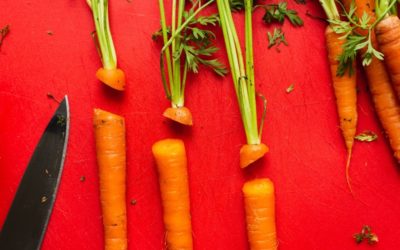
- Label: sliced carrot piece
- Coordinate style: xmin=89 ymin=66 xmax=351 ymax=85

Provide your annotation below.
xmin=96 ymin=68 xmax=126 ymax=91
xmin=93 ymin=108 xmax=127 ymax=250
xmin=240 ymin=143 xmax=269 ymax=168
xmin=152 ymin=139 xmax=193 ymax=249
xmin=163 ymin=106 xmax=193 ymax=126
xmin=243 ymin=178 xmax=277 ymax=250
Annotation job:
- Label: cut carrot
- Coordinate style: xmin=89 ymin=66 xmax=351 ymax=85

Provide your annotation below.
xmin=93 ymin=109 xmax=127 ymax=250
xmin=243 ymin=178 xmax=277 ymax=250
xmin=376 ymin=15 xmax=400 ymax=100
xmin=240 ymin=143 xmax=269 ymax=169
xmin=152 ymin=139 xmax=193 ymax=249
xmin=96 ymin=68 xmax=126 ymax=91
xmin=163 ymin=106 xmax=193 ymax=126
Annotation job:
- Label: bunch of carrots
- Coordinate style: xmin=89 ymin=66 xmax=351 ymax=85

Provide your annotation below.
xmin=320 ymin=0 xmax=400 ymax=192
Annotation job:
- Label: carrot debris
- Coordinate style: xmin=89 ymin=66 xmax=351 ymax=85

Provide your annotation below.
xmin=152 ymin=139 xmax=193 ymax=250
xmin=354 ymin=225 xmax=379 ymax=245
xmin=0 ymin=24 xmax=10 ymax=49
xmin=163 ymin=106 xmax=193 ymax=126
xmin=243 ymin=178 xmax=278 ymax=250
xmin=93 ymin=109 xmax=127 ymax=250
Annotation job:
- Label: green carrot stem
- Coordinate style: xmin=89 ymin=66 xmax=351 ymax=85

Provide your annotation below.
xmin=376 ymin=0 xmax=397 ymax=19
xmin=245 ymin=0 xmax=258 ymax=134
xmin=159 ymin=0 xmax=174 ymax=99
xmin=319 ymin=0 xmax=340 ymax=21
xmin=90 ymin=0 xmax=116 ymax=69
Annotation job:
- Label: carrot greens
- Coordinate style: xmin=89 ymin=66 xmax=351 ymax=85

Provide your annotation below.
xmin=155 ymin=0 xmax=226 ymax=125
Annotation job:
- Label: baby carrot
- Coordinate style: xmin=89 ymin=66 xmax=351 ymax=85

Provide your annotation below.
xmin=243 ymin=178 xmax=277 ymax=250
xmin=375 ymin=5 xmax=400 ymax=100
xmin=152 ymin=139 xmax=193 ymax=250
xmin=320 ymin=0 xmax=358 ymax=191
xmin=93 ymin=109 xmax=127 ymax=250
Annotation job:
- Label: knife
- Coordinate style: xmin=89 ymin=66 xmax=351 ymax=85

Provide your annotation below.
xmin=0 ymin=96 xmax=70 ymax=250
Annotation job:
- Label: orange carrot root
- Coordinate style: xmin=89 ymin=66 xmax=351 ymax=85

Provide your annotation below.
xmin=376 ymin=15 xmax=400 ymax=100
xmin=243 ymin=178 xmax=277 ymax=250
xmin=152 ymin=139 xmax=193 ymax=250
xmin=325 ymin=25 xmax=358 ymax=193
xmin=163 ymin=106 xmax=193 ymax=126
xmin=93 ymin=109 xmax=127 ymax=250
xmin=96 ymin=68 xmax=126 ymax=91
xmin=239 ymin=143 xmax=269 ymax=168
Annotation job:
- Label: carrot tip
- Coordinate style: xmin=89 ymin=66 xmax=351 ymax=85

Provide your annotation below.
xmin=345 ymin=148 xmax=354 ymax=196
xmin=96 ymin=67 xmax=126 ymax=91
xmin=240 ymin=143 xmax=269 ymax=168
xmin=163 ymin=107 xmax=193 ymax=126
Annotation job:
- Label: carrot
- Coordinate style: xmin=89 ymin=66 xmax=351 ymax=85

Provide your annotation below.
xmin=152 ymin=139 xmax=193 ymax=249
xmin=87 ymin=0 xmax=126 ymax=91
xmin=93 ymin=109 xmax=127 ymax=250
xmin=242 ymin=178 xmax=277 ymax=250
xmin=343 ymin=0 xmax=400 ymax=162
xmin=375 ymin=3 xmax=400 ymax=99
xmin=163 ymin=107 xmax=193 ymax=126
xmin=320 ymin=0 xmax=358 ymax=192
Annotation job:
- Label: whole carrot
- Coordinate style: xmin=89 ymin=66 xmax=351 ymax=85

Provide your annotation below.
xmin=343 ymin=0 xmax=400 ymax=161
xmin=243 ymin=178 xmax=277 ymax=250
xmin=375 ymin=1 xmax=400 ymax=100
xmin=320 ymin=0 xmax=358 ymax=191
xmin=93 ymin=109 xmax=127 ymax=250
xmin=152 ymin=139 xmax=193 ymax=250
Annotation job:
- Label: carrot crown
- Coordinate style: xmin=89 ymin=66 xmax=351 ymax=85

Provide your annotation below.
xmin=217 ymin=0 xmax=266 ymax=145
xmin=156 ymin=0 xmax=226 ymax=108
xmin=87 ymin=0 xmax=117 ymax=70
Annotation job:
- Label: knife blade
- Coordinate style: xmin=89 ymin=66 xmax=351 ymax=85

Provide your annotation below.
xmin=0 ymin=96 xmax=70 ymax=250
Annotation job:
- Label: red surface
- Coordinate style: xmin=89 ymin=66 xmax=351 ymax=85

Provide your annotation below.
xmin=1 ymin=1 xmax=400 ymax=249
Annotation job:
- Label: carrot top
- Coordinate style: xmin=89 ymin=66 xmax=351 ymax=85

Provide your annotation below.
xmin=217 ymin=0 xmax=266 ymax=145
xmin=155 ymin=0 xmax=226 ymax=108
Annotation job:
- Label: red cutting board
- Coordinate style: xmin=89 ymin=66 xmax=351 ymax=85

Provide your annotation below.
xmin=1 ymin=1 xmax=400 ymax=249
